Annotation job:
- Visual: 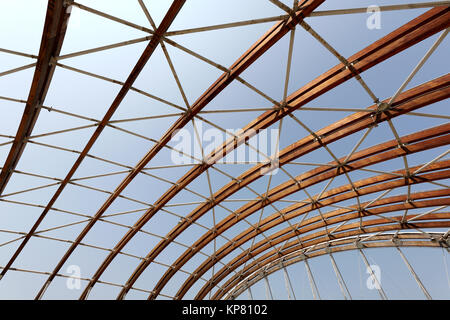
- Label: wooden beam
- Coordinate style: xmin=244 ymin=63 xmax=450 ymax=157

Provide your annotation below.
xmin=225 ymin=233 xmax=445 ymax=299
xmin=68 ymin=0 xmax=326 ymax=300
xmin=0 ymin=0 xmax=186 ymax=291
xmin=148 ymin=74 xmax=450 ymax=299
xmin=0 ymin=1 xmax=70 ymax=196
xmin=212 ymin=212 xmax=450 ymax=300
xmin=189 ymin=166 xmax=450 ymax=299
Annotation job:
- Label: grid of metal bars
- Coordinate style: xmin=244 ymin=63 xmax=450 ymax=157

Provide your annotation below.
xmin=0 ymin=0 xmax=449 ymax=300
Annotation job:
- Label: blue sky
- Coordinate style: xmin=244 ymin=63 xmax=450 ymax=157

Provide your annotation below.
xmin=0 ymin=0 xmax=449 ymax=299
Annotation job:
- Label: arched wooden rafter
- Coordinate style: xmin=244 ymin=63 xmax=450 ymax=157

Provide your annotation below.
xmin=81 ymin=7 xmax=450 ymax=300
xmin=136 ymin=78 xmax=450 ymax=299
xmin=208 ymin=212 xmax=450 ymax=299
xmin=221 ymin=232 xmax=449 ymax=300
xmin=0 ymin=1 xmax=448 ymax=300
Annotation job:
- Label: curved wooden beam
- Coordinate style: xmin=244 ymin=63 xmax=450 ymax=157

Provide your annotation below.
xmin=110 ymin=8 xmax=450 ymax=300
xmin=224 ymin=233 xmax=447 ymax=299
xmin=0 ymin=0 xmax=72 ymax=280
xmin=72 ymin=0 xmax=326 ymax=299
xmin=210 ymin=212 xmax=450 ymax=300
xmin=151 ymin=122 xmax=450 ymax=299
xmin=176 ymin=162 xmax=450 ymax=298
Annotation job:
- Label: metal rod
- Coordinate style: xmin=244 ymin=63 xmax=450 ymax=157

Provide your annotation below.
xmin=310 ymin=2 xmax=450 ymax=17
xmin=359 ymin=249 xmax=388 ymax=300
xmin=247 ymin=286 xmax=254 ymax=300
xmin=304 ymin=259 xmax=320 ymax=300
xmin=299 ymin=20 xmax=379 ymax=103
xmin=389 ymin=28 xmax=449 ymax=104
xmin=263 ymin=274 xmax=274 ymax=300
xmin=329 ymin=252 xmax=352 ymax=300
xmin=71 ymin=1 xmax=153 ymax=33
xmin=414 ymin=149 xmax=450 ymax=175
xmin=57 ymin=36 xmax=152 ymax=60
xmin=282 ymin=264 xmax=297 ymax=300
xmin=0 ymin=63 xmax=36 ymax=77
xmin=0 ymin=48 xmax=38 ymax=59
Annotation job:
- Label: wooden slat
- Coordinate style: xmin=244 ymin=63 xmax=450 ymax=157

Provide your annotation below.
xmin=0 ymin=0 xmax=187 ymax=294
xmin=226 ymin=233 xmax=445 ymax=299
xmin=148 ymin=75 xmax=450 ymax=299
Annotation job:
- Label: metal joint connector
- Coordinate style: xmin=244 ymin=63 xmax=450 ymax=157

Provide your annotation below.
xmin=355 ymin=241 xmax=364 ymax=249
